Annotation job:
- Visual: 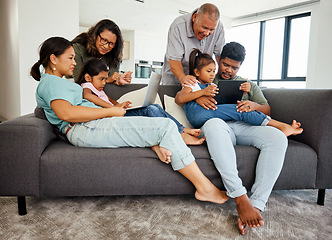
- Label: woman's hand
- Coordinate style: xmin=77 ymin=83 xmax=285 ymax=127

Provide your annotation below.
xmin=108 ymin=72 xmax=121 ymax=84
xmin=203 ymin=83 xmax=219 ymax=97
xmin=108 ymin=106 xmax=126 ymax=116
xmin=118 ymin=71 xmax=133 ymax=85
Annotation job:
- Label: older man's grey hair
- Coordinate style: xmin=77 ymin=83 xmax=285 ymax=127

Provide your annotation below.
xmin=197 ymin=3 xmax=220 ymax=21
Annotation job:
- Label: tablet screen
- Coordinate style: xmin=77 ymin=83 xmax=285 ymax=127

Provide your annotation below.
xmin=214 ymin=80 xmax=245 ymax=104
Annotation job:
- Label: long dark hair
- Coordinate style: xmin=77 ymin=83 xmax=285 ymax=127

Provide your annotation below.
xmin=72 ymin=19 xmax=123 ymax=68
xmin=30 ymin=37 xmax=72 ymax=81
xmin=75 ymin=58 xmax=109 ymax=85
xmin=189 ymin=49 xmax=215 ymax=77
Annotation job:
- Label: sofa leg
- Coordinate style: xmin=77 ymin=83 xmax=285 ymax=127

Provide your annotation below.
xmin=317 ymin=189 xmax=325 ymax=206
xmin=17 ymin=196 xmax=27 ymax=215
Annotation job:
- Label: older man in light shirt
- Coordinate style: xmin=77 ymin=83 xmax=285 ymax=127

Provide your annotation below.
xmin=161 ymin=3 xmax=225 ymax=86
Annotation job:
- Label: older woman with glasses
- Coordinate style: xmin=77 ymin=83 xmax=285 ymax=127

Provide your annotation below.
xmin=72 ymin=19 xmax=132 ymax=85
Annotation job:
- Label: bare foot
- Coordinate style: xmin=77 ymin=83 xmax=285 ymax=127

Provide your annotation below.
xmin=151 ymin=145 xmax=172 ymax=164
xmin=291 ymin=119 xmax=301 ymax=128
xmin=282 ymin=120 xmax=303 ymax=136
xmin=183 ymin=128 xmax=201 ymax=137
xmin=234 ymin=194 xmax=264 ymax=231
xmin=268 ymin=119 xmax=303 ymax=137
xmin=181 ymin=132 xmax=205 ymax=145
xmin=195 ymin=189 xmax=229 ymax=204
xmin=238 ymin=218 xmax=249 ymax=235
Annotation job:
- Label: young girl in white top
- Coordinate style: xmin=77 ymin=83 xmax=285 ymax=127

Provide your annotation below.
xmin=31 ymin=36 xmax=229 ymax=205
xmin=75 ymin=58 xmax=205 ymax=145
xmin=175 ymin=49 xmax=303 ymax=136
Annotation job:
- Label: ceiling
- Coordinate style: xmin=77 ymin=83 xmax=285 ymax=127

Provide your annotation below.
xmin=79 ymin=0 xmax=316 ymax=34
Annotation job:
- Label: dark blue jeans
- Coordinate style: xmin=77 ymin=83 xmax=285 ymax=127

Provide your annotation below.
xmin=125 ymin=104 xmax=185 ymax=133
xmin=183 ymin=101 xmax=270 ymax=129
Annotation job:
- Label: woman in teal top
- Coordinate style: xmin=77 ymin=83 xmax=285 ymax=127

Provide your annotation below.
xmin=31 ymin=36 xmax=229 ymax=206
xmin=72 ymin=19 xmax=132 ymax=85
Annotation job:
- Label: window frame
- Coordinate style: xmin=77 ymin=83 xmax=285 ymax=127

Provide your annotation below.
xmin=256 ymin=12 xmax=311 ymax=86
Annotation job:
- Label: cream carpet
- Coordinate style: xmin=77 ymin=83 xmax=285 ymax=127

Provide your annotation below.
xmin=0 ymin=189 xmax=331 ymax=240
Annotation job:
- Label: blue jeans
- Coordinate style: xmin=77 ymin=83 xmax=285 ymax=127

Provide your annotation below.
xmin=201 ymin=118 xmax=288 ymax=211
xmin=125 ymin=104 xmax=185 ymax=133
xmin=183 ymin=102 xmax=271 ymax=129
xmin=66 ymin=116 xmax=194 ymax=171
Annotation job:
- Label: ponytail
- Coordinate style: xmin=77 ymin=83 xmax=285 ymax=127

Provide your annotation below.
xmin=189 ymin=49 xmax=201 ymax=76
xmin=30 ymin=61 xmax=42 ymax=81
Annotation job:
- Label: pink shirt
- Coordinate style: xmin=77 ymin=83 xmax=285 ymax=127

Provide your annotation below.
xmin=81 ymin=82 xmax=114 ymax=106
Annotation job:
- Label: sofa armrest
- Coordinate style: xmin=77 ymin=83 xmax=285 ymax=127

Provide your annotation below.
xmin=263 ymin=88 xmax=332 ymax=188
xmin=0 ymin=114 xmax=56 ymax=196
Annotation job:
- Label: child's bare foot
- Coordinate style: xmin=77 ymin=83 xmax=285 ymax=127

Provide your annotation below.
xmin=235 ymin=194 xmax=264 ymax=233
xmin=151 ymin=145 xmax=172 ymax=164
xmin=268 ymin=119 xmax=303 ymax=137
xmin=183 ymin=128 xmax=201 ymax=137
xmin=291 ymin=119 xmax=301 ymax=128
xmin=195 ymin=189 xmax=229 ymax=204
xmin=181 ymin=132 xmax=205 ymax=145
xmin=281 ymin=120 xmax=303 ymax=136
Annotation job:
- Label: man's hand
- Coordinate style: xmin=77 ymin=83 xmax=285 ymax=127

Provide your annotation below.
xmin=236 ymin=100 xmax=257 ymax=113
xmin=196 ymin=96 xmax=217 ymax=110
xmin=180 ymin=75 xmax=197 ymax=86
xmin=240 ymin=80 xmax=250 ymax=94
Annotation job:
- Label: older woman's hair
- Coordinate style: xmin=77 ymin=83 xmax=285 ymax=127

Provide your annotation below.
xmin=72 ymin=19 xmax=123 ymax=68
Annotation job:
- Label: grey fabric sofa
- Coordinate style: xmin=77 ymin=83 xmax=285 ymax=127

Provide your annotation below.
xmin=0 ymin=84 xmax=331 ymax=215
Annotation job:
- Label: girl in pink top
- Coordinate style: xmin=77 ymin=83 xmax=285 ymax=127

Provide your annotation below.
xmin=75 ymin=58 xmax=205 ymax=145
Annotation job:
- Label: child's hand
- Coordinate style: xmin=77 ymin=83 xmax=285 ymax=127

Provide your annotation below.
xmin=240 ymin=79 xmax=250 ymax=94
xmin=203 ymin=83 xmax=219 ymax=97
xmin=117 ymin=101 xmax=132 ymax=109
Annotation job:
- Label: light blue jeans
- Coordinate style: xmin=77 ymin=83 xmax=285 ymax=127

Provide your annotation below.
xmin=201 ymin=118 xmax=288 ymax=211
xmin=66 ymin=116 xmax=194 ymax=171
xmin=125 ymin=104 xmax=185 ymax=133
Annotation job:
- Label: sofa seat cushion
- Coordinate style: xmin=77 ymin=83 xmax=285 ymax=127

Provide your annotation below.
xmin=40 ymin=138 xmax=317 ymax=197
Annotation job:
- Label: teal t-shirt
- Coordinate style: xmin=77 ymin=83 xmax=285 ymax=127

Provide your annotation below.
xmin=36 ymin=73 xmax=100 ymax=133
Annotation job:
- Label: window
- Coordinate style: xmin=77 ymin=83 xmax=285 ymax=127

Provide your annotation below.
xmin=226 ymin=13 xmax=311 ymax=88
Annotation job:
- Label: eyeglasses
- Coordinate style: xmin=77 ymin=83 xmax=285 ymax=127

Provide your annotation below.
xmin=98 ymin=34 xmax=115 ymax=48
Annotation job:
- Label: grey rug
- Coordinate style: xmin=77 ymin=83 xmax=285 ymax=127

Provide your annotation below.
xmin=0 ymin=190 xmax=331 ymax=240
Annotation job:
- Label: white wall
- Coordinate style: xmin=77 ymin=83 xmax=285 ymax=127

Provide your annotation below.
xmin=120 ymin=30 xmax=136 ymax=73
xmin=18 ymin=0 xmax=79 ymax=116
xmin=306 ymin=0 xmax=332 ymax=89
xmin=0 ymin=0 xmax=79 ymax=120
xmin=134 ymin=31 xmax=167 ymax=62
